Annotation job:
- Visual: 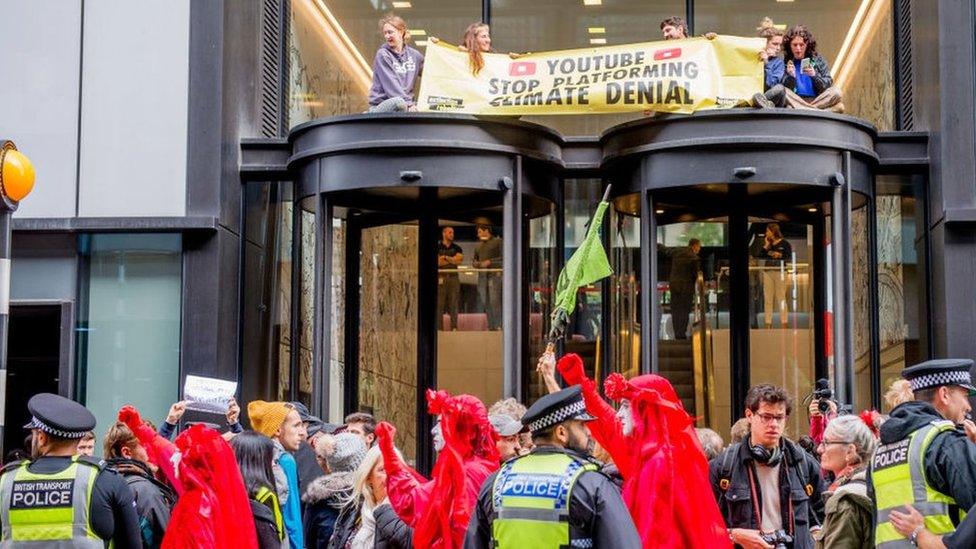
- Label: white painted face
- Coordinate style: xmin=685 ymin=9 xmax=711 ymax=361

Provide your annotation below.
xmin=432 ymin=418 xmax=445 ymax=452
xmin=616 ymin=399 xmax=634 ymax=436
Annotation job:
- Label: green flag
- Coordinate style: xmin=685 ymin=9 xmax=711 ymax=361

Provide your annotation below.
xmin=549 ymin=187 xmax=613 ymax=341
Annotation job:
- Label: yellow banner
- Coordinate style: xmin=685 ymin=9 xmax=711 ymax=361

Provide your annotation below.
xmin=418 ymin=35 xmax=765 ymax=115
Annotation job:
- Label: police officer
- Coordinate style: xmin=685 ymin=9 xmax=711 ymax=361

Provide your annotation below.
xmin=464 ymin=386 xmax=640 ymax=548
xmin=0 ymin=393 xmax=142 ymax=547
xmin=869 ymin=359 xmax=976 ymax=547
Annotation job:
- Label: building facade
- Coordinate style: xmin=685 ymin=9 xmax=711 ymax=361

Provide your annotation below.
xmin=2 ymin=0 xmax=974 ymax=466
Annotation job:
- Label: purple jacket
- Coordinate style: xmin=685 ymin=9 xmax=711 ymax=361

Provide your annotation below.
xmin=368 ymin=44 xmax=424 ymax=107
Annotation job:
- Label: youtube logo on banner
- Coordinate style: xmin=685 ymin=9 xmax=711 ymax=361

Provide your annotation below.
xmin=509 ymin=61 xmax=537 ymax=77
xmin=653 ymin=47 xmax=682 ymax=61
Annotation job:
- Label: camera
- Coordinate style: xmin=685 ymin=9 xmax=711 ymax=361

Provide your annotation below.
xmin=814 ymin=378 xmax=833 ymax=414
xmin=761 ymin=529 xmax=794 ymax=549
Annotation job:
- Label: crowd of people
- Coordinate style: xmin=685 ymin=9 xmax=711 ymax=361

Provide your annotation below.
xmin=3 ymin=352 xmax=976 ymax=548
xmin=366 ymin=14 xmax=843 ymax=114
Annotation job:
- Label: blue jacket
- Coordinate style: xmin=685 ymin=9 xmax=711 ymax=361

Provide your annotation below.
xmin=279 ymin=451 xmax=304 ymax=549
xmin=765 ymin=57 xmax=785 ymax=90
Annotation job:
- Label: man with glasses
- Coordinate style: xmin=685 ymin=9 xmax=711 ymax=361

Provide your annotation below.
xmin=709 ymin=384 xmax=825 ymax=549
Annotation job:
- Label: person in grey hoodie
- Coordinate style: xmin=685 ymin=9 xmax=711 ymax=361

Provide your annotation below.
xmin=368 ymin=14 xmax=424 ymax=113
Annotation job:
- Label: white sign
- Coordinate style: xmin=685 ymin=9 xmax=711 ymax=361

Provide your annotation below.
xmin=183 ymin=375 xmax=237 ymax=415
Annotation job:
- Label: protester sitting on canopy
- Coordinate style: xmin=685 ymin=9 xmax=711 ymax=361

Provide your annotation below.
xmin=375 ymin=389 xmax=499 ymax=549
xmin=162 ymin=424 xmax=257 ymax=549
xmin=541 ymin=352 xmax=731 ymax=548
xmin=781 ymin=25 xmax=843 ymax=112
xmin=367 ymin=14 xmax=424 ymax=113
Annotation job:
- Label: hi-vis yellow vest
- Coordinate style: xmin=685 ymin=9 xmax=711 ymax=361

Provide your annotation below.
xmin=255 ymin=485 xmax=285 ymax=542
xmin=490 ymin=452 xmax=599 ymax=549
xmin=0 ymin=456 xmax=103 ymax=548
xmin=870 ymin=420 xmax=965 ymax=548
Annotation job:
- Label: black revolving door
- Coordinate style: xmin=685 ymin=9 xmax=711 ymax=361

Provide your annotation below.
xmin=289 ymin=115 xmax=561 ymax=469
xmin=603 ymin=110 xmax=876 ymax=441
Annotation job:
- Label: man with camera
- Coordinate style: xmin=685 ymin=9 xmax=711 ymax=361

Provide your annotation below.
xmin=710 ymin=384 xmax=825 ymax=549
xmin=808 ymin=378 xmax=838 ymax=446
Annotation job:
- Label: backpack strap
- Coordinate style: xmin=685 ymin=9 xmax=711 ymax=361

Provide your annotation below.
xmin=719 ymin=443 xmax=740 ymax=492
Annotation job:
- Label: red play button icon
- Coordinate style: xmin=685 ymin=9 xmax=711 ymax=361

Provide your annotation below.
xmin=509 ymin=61 xmax=537 ymax=76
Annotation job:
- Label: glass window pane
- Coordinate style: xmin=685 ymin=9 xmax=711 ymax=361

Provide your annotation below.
xmin=747 ymin=220 xmax=816 ymax=440
xmin=80 ymin=234 xmax=182 ymax=435
xmin=658 ymin=218 xmax=732 ymax=439
xmin=610 ymin=205 xmax=640 ymax=381
xmin=563 ymin=180 xmax=605 ymax=375
xmin=490 ymin=0 xmax=684 ymax=135
xmin=288 ymin=0 xmax=481 ymax=126
xmin=241 ymin=183 xmax=294 ymax=407
xmin=526 ymin=204 xmax=557 ymax=405
xmin=358 ymin=223 xmax=419 ymax=461
xmin=694 ymin=0 xmax=894 ymax=128
xmin=876 ymin=175 xmax=927 ymax=412
xmin=328 ymin=216 xmax=347 ymax=423
xmin=852 ymin=207 xmax=872 ymax=411
xmin=436 ymin=220 xmax=504 ymax=407
xmin=298 ymin=197 xmax=317 ymax=408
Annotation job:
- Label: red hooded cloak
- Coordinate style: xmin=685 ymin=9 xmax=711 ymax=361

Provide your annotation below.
xmin=558 ymin=353 xmax=731 ymax=549
xmin=161 ymin=425 xmax=257 ymax=549
xmin=376 ymin=389 xmax=499 ymax=549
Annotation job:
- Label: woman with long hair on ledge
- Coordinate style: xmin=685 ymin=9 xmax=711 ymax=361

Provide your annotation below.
xmin=367 ymin=14 xmax=424 ymax=113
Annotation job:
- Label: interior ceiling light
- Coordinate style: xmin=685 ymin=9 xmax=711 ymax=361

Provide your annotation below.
xmin=301 ymin=0 xmax=372 ymax=95
xmin=589 ymin=38 xmax=607 ymax=45
xmin=583 ymin=0 xmax=602 ymax=5
xmin=416 ymin=40 xmax=428 ymax=46
xmin=655 ymin=209 xmax=665 ymax=214
xmin=411 ymin=29 xmax=427 ymax=36
xmin=588 ymin=27 xmax=606 ymax=34
xmin=808 ymin=207 xmax=818 ymax=212
xmin=834 ymin=0 xmax=888 ymax=91
xmin=392 ymin=1 xmax=412 ymax=8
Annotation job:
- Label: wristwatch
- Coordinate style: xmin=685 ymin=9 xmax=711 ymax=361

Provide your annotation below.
xmin=909 ymin=525 xmax=922 ymax=546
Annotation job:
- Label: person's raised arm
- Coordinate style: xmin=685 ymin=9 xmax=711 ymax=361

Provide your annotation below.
xmin=536 ymin=349 xmax=562 ymax=394
xmin=557 ymin=354 xmax=632 ymax=477
xmin=376 ymin=421 xmax=432 ymax=526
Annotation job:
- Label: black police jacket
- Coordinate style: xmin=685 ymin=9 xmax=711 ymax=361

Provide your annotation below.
xmin=708 ymin=438 xmax=826 ymax=549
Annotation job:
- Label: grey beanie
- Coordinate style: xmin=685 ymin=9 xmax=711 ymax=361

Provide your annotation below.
xmin=326 ymin=432 xmax=368 ymax=473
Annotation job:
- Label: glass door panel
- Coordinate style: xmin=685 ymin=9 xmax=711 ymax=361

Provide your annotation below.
xmin=657 ymin=219 xmax=732 ymax=440
xmin=357 ymin=222 xmax=419 ymax=461
xmin=747 ymin=219 xmax=816 ymax=440
xmin=435 ymin=220 xmax=505 ymax=408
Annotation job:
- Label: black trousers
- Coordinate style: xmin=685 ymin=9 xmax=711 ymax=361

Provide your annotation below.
xmin=438 ymin=274 xmax=460 ymax=329
xmin=671 ymin=290 xmax=694 ymax=339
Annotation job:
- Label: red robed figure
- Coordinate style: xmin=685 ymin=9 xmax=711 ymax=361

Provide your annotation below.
xmin=376 ymin=389 xmax=499 ymax=549
xmin=161 ymin=425 xmax=257 ymax=549
xmin=558 ymin=353 xmax=731 ymax=549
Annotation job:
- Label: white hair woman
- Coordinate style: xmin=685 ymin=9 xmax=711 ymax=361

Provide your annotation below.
xmin=814 ymin=413 xmax=879 ymax=548
xmin=329 ymin=445 xmax=412 ymax=548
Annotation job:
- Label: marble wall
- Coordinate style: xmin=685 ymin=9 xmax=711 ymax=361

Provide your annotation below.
xmin=842 ymin=0 xmax=895 ymax=130
xmin=358 ymin=224 xmax=420 ymax=459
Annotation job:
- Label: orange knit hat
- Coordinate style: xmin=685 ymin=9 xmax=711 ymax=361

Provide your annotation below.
xmin=247 ymin=401 xmax=293 ymax=438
